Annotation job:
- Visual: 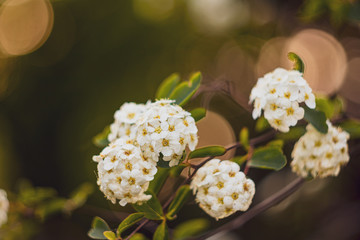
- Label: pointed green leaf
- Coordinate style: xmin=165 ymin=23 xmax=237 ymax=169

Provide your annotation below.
xmin=231 ymin=155 xmax=247 ymax=166
xmin=116 ymin=213 xmax=145 ymax=237
xmin=130 ymin=233 xmax=148 ymax=240
xmin=168 ymin=72 xmax=202 ymax=106
xmin=304 ymin=106 xmax=328 ymax=134
xmin=190 ymin=108 xmax=206 ymax=122
xmin=315 ymin=97 xmax=334 ymax=119
xmin=255 ymin=116 xmax=270 ymax=132
xmin=340 ymin=119 xmax=360 ymax=139
xmin=156 ymin=73 xmax=181 ymax=99
xmin=276 ymin=126 xmax=305 ymax=141
xmin=88 ymin=217 xmax=111 ymax=239
xmin=239 ymin=127 xmax=249 ymax=150
xmin=288 ymin=52 xmax=304 ymax=73
xmin=132 ymin=192 xmax=164 ymax=220
xmin=266 ymin=139 xmax=284 ymax=149
xmin=173 ymin=218 xmax=210 ymax=240
xmin=188 ymin=146 xmax=226 ymax=159
xmin=166 ymin=185 xmax=191 ymax=220
xmin=169 ymin=164 xmax=187 ymax=178
xmin=103 ymin=231 xmax=116 ymax=240
xmin=153 ymin=221 xmax=168 ymax=240
xmin=148 ymin=168 xmax=170 ymax=195
xmin=250 ymin=146 xmax=287 ymax=171
xmin=93 ymin=126 xmax=110 ymax=148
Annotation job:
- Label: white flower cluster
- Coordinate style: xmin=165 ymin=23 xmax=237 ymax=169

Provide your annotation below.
xmin=94 ymin=99 xmax=198 ymax=205
xmin=108 ymin=102 xmax=148 ymax=142
xmin=291 ymin=121 xmax=350 ymax=178
xmin=93 ymin=138 xmax=157 ymax=206
xmin=250 ymin=68 xmax=316 ymax=132
xmin=137 ymin=99 xmax=198 ymax=167
xmin=0 ymin=189 xmax=9 ymax=227
xmin=190 ymin=159 xmax=255 ymax=220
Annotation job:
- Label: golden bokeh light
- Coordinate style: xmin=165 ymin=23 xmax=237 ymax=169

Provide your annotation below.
xmin=0 ymin=0 xmax=54 ymax=56
xmin=282 ymin=29 xmax=347 ymax=95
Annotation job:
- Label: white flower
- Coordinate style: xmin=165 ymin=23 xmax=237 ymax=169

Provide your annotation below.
xmin=136 ymin=99 xmax=198 ymax=165
xmin=190 ymin=159 xmax=255 ymax=220
xmin=108 ymin=102 xmax=148 ymax=142
xmin=291 ymin=121 xmax=350 ymax=178
xmin=94 ymin=138 xmax=158 ymax=206
xmin=0 ymin=189 xmax=9 ymax=227
xmin=249 ymin=68 xmax=316 ymax=132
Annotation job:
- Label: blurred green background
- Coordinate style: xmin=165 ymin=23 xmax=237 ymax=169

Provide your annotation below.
xmin=0 ymin=0 xmax=360 ymax=239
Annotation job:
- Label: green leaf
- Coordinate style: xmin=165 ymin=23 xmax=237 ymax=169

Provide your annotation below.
xmin=304 ymin=106 xmax=328 ymax=134
xmin=116 ymin=213 xmax=145 ymax=237
xmin=255 ymin=116 xmax=270 ymax=133
xmin=188 ymin=146 xmax=226 ymax=159
xmin=231 ymin=155 xmax=247 ymax=166
xmin=103 ymin=231 xmax=116 ymax=240
xmin=266 ymin=139 xmax=284 ymax=149
xmin=35 ymin=198 xmax=67 ymax=221
xmin=148 ymin=168 xmax=170 ymax=195
xmin=88 ymin=217 xmax=111 ymax=239
xmin=169 ymin=164 xmax=187 ymax=178
xmin=250 ymin=146 xmax=287 ymax=171
xmin=93 ymin=126 xmax=110 ymax=148
xmin=340 ymin=119 xmax=360 ymax=139
xmin=239 ymin=127 xmax=249 ymax=150
xmin=315 ymin=97 xmax=335 ymax=119
xmin=190 ymin=108 xmax=207 ymax=122
xmin=276 ymin=126 xmax=306 ymax=141
xmin=173 ymin=218 xmax=210 ymax=240
xmin=153 ymin=221 xmax=168 ymax=240
xmin=166 ymin=185 xmax=191 ymax=220
xmin=288 ymin=52 xmax=304 ymax=73
xmin=168 ymin=72 xmax=202 ymax=106
xmin=132 ymin=192 xmax=164 ymax=220
xmin=156 ymin=73 xmax=180 ymax=99
xmin=64 ymin=182 xmax=94 ymax=214
xmin=130 ymin=233 xmax=148 ymax=240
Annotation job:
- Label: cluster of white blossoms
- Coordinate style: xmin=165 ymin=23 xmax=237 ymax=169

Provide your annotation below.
xmin=108 ymin=102 xmax=148 ymax=142
xmin=94 ymin=99 xmax=198 ymax=205
xmin=0 ymin=189 xmax=9 ymax=227
xmin=93 ymin=138 xmax=157 ymax=206
xmin=291 ymin=121 xmax=350 ymax=178
xmin=136 ymin=99 xmax=198 ymax=167
xmin=250 ymin=68 xmax=316 ymax=132
xmin=190 ymin=159 xmax=255 ymax=220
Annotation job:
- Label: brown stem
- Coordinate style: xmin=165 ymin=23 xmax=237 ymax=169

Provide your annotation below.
xmin=124 ymin=219 xmax=150 ymax=240
xmin=194 ymin=177 xmax=305 ymax=240
xmin=243 ymin=146 xmax=253 ymax=175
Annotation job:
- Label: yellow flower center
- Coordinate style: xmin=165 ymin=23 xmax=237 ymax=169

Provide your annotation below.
xmin=127 ymin=113 xmax=135 ymax=119
xmin=216 ymin=181 xmax=224 ymax=189
xmin=162 ymin=139 xmax=169 ymax=147
xmin=286 ymin=107 xmax=294 ymax=116
xmin=125 ymin=162 xmax=132 ymax=171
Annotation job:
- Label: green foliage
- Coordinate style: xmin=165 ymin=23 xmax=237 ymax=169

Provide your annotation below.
xmin=88 ymin=217 xmax=111 ymax=239
xmin=103 ymin=231 xmax=117 ymax=240
xmin=340 ymin=119 xmax=360 ymax=139
xmin=132 ymin=192 xmax=164 ymax=220
xmin=173 ymin=218 xmax=210 ymax=240
xmin=117 ymin=213 xmax=145 ymax=237
xmin=288 ymin=52 xmax=304 ymax=73
xmin=266 ymin=139 xmax=284 ymax=149
xmin=255 ymin=117 xmax=270 ymax=132
xmin=130 ymin=233 xmax=149 ymax=240
xmin=166 ymin=185 xmax=191 ymax=220
xmin=153 ymin=221 xmax=168 ymax=240
xmin=35 ymin=198 xmax=67 ymax=221
xmin=250 ymin=146 xmax=287 ymax=171
xmin=64 ymin=182 xmax=94 ymax=214
xmin=276 ymin=126 xmax=306 ymax=141
xmin=168 ymin=72 xmax=202 ymax=106
xmin=148 ymin=168 xmax=170 ymax=195
xmin=239 ymin=127 xmax=249 ymax=150
xmin=304 ymin=106 xmax=328 ymax=134
xmin=156 ymin=73 xmax=181 ymax=99
xmin=188 ymin=146 xmax=226 ymax=159
xmin=231 ymin=155 xmax=247 ymax=166
xmin=190 ymin=108 xmax=207 ymax=122
xmin=93 ymin=126 xmax=110 ymax=148
xmin=315 ymin=96 xmax=344 ymax=119
xmin=169 ymin=164 xmax=187 ymax=178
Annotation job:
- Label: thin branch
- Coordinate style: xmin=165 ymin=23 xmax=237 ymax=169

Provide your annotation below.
xmin=194 ymin=177 xmax=305 ymax=240
xmin=124 ymin=219 xmax=150 ymax=240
